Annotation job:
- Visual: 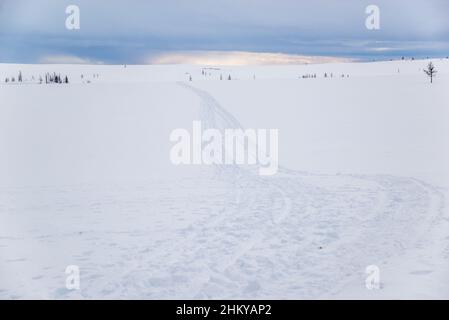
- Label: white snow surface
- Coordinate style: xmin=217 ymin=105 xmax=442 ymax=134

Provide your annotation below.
xmin=1 ymin=59 xmax=449 ymax=299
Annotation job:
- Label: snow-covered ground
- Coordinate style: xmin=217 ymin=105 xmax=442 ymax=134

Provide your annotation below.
xmin=0 ymin=59 xmax=449 ymax=299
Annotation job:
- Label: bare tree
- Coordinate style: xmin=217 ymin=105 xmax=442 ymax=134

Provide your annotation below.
xmin=424 ymin=62 xmax=437 ymax=83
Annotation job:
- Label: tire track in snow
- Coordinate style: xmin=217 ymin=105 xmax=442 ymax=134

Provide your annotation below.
xmin=174 ymin=82 xmax=446 ymax=298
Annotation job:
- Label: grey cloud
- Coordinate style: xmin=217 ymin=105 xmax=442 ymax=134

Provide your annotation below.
xmin=0 ymin=0 xmax=448 ymax=63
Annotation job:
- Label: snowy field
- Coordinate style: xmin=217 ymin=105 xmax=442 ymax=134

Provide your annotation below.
xmin=1 ymin=59 xmax=449 ymax=299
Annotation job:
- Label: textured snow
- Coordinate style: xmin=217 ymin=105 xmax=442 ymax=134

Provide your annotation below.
xmin=0 ymin=59 xmax=449 ymax=299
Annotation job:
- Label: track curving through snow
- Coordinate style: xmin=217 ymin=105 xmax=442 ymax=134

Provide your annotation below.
xmin=170 ymin=82 xmax=447 ymax=298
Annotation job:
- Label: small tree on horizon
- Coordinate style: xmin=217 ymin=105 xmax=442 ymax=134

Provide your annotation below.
xmin=424 ymin=62 xmax=437 ymax=83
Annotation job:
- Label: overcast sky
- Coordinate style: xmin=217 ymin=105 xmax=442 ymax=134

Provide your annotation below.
xmin=1 ymin=0 xmax=448 ymax=64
